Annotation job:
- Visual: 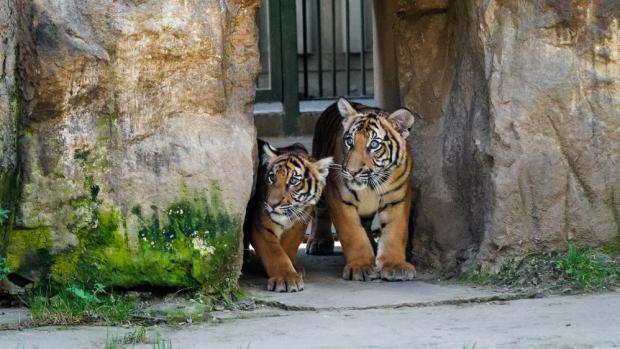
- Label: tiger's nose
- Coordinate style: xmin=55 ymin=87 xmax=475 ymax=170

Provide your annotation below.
xmin=348 ymin=168 xmax=363 ymax=177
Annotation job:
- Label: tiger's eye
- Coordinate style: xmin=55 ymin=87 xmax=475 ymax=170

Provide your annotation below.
xmin=369 ymin=140 xmax=381 ymax=150
xmin=344 ymin=136 xmax=353 ymax=148
xmin=289 ymin=177 xmax=301 ymax=186
xmin=268 ymin=173 xmax=275 ymax=183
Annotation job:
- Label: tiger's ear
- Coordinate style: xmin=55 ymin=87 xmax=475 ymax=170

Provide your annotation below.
xmin=387 ymin=108 xmax=415 ymax=139
xmin=313 ymin=157 xmax=333 ymax=182
xmin=337 ymin=97 xmax=358 ymax=119
xmin=261 ymin=142 xmax=278 ymax=165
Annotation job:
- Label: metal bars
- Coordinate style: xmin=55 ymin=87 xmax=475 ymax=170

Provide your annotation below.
xmin=297 ymin=0 xmax=373 ymax=99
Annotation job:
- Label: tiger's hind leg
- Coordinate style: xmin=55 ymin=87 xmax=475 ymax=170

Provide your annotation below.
xmin=306 ymin=198 xmax=335 ymax=255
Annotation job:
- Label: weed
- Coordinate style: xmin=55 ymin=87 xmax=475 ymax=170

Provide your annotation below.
xmin=554 ymin=244 xmax=618 ymax=289
xmin=0 ymin=257 xmax=9 ymax=281
xmin=152 ymin=334 xmax=173 ymax=349
xmin=28 ymin=283 xmax=137 ymax=325
xmin=0 ymin=207 xmax=9 ymax=225
xmin=462 ymin=243 xmax=619 ymax=292
xmin=123 ymin=326 xmax=147 ymax=344
xmin=462 ymin=343 xmax=478 ymax=349
xmin=104 ymin=332 xmax=122 ymax=349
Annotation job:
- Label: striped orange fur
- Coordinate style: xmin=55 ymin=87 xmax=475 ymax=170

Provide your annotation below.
xmin=309 ymin=98 xmax=417 ymax=281
xmin=244 ymin=139 xmax=332 ymax=292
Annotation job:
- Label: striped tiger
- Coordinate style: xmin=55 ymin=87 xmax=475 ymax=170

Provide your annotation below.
xmin=244 ymin=139 xmax=333 ymax=292
xmin=308 ymin=98 xmax=417 ymax=281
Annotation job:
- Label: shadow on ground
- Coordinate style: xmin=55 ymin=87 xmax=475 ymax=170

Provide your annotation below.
xmin=240 ymin=246 xmax=517 ymax=310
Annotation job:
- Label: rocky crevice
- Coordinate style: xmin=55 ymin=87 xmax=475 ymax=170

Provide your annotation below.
xmin=394 ymin=0 xmax=620 ymax=272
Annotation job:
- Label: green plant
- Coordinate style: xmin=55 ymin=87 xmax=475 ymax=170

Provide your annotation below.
xmin=554 ymin=243 xmax=618 ymax=289
xmin=0 ymin=208 xmax=9 ymax=225
xmin=461 ymin=243 xmax=619 ymax=291
xmin=152 ymin=335 xmax=173 ymax=349
xmin=123 ymin=326 xmax=147 ymax=344
xmin=0 ymin=257 xmax=9 ymax=281
xmin=104 ymin=332 xmax=123 ymax=349
xmin=28 ymin=284 xmax=137 ymax=325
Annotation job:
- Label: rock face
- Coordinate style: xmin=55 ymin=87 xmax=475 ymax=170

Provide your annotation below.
xmin=0 ymin=0 xmax=18 ymax=249
xmin=395 ymin=0 xmax=620 ymax=271
xmin=7 ymin=0 xmax=259 ymax=289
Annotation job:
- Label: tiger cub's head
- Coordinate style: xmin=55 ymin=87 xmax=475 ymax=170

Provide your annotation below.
xmin=260 ymin=141 xmax=333 ymax=227
xmin=337 ymin=98 xmax=416 ymax=191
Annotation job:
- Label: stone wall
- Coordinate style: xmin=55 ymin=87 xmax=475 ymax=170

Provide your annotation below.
xmin=394 ymin=0 xmax=620 ymax=271
xmin=0 ymin=0 xmax=18 ymax=253
xmin=6 ymin=0 xmax=260 ymax=289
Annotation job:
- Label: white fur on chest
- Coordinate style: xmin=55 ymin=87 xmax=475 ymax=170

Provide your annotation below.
xmin=355 ymin=188 xmax=380 ymax=216
xmin=270 ymin=217 xmax=295 ymax=240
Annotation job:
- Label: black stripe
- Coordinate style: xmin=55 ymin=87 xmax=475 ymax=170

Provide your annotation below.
xmin=345 ymin=184 xmax=359 ymax=201
xmin=381 ymin=180 xmax=406 ymax=197
xmin=271 ymin=219 xmax=284 ymax=228
xmin=390 ymin=156 xmax=410 ymax=184
xmin=265 ymin=227 xmax=277 ymax=236
xmin=379 ymin=199 xmax=404 ymax=212
xmin=342 ymin=200 xmax=357 ymax=207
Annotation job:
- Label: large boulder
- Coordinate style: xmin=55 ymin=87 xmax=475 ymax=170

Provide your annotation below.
xmin=0 ymin=0 xmax=18 ymax=250
xmin=7 ymin=0 xmax=259 ymax=290
xmin=395 ymin=0 xmax=620 ymax=271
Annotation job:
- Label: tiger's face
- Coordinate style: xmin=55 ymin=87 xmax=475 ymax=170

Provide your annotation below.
xmin=337 ymin=98 xmax=415 ymax=191
xmin=261 ymin=143 xmax=333 ymax=226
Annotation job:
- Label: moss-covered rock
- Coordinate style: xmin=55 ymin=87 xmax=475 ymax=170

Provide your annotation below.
xmin=0 ymin=0 xmax=20 ymax=257
xmin=9 ymin=0 xmax=260 ymax=294
xmin=8 ymin=189 xmax=241 ymax=294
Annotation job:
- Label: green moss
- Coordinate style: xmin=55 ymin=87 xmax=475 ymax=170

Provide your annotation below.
xmin=44 ymin=189 xmax=241 ymax=296
xmin=6 ymin=227 xmax=53 ymax=282
xmin=0 ymin=67 xmax=22 ymax=256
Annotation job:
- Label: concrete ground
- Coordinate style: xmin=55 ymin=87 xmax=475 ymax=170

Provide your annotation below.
xmin=1 ymin=249 xmax=620 ymax=348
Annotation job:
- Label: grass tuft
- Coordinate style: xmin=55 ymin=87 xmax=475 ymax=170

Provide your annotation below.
xmin=554 ymin=244 xmax=618 ymax=289
xmin=152 ymin=335 xmax=173 ymax=349
xmin=123 ymin=326 xmax=147 ymax=344
xmin=104 ymin=332 xmax=123 ymax=349
xmin=462 ymin=243 xmax=619 ymax=292
xmin=28 ymin=283 xmax=137 ymax=325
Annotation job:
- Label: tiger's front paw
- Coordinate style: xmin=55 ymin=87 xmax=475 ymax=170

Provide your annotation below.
xmin=267 ymin=272 xmax=304 ymax=292
xmin=380 ymin=262 xmax=416 ymax=281
xmin=342 ymin=262 xmax=379 ymax=281
xmin=306 ymin=237 xmax=334 ymax=255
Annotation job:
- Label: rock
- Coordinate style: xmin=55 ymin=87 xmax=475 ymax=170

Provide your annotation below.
xmin=145 ymin=300 xmax=209 ymax=323
xmin=6 ymin=0 xmax=260 ymax=289
xmin=393 ymin=0 xmax=620 ymax=271
xmin=0 ymin=0 xmax=19 ymax=250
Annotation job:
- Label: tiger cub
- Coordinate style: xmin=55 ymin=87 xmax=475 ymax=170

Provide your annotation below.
xmin=308 ymin=98 xmax=416 ymax=281
xmin=245 ymin=139 xmax=332 ymax=292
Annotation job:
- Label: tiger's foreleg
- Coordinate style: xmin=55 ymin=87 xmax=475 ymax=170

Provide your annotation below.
xmin=306 ymin=197 xmax=335 ymax=255
xmin=376 ymin=196 xmax=416 ymax=281
xmin=279 ymin=220 xmax=308 ymax=275
xmin=251 ymin=227 xmax=304 ymax=292
xmin=326 ymin=188 xmax=378 ymax=281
